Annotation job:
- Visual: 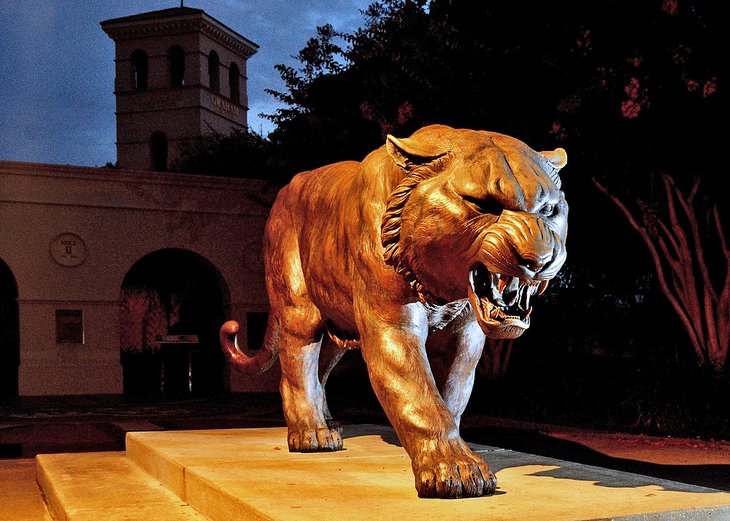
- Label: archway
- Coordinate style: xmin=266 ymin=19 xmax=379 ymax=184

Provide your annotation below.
xmin=167 ymin=45 xmax=185 ymax=87
xmin=0 ymin=259 xmax=19 ymax=401
xmin=208 ymin=50 xmax=220 ymax=92
xmin=228 ymin=62 xmax=240 ymax=104
xmin=120 ymin=249 xmax=230 ymax=400
xmin=150 ymin=131 xmax=168 ymax=172
xmin=130 ymin=49 xmax=148 ymax=90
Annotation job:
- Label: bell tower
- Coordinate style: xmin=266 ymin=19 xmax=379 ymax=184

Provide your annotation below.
xmin=101 ymin=7 xmax=258 ymax=171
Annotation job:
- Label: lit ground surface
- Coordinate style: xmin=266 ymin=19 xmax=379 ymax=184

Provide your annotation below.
xmin=547 ymin=428 xmax=730 ymax=466
xmin=2 ymin=394 xmax=729 ymax=519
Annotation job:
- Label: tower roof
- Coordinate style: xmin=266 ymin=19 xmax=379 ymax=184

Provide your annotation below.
xmin=101 ymin=7 xmax=258 ymax=58
xmin=101 ymin=7 xmax=205 ymax=24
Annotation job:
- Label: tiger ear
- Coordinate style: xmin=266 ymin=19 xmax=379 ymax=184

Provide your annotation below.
xmin=540 ymin=147 xmax=568 ymax=188
xmin=386 ymin=135 xmax=447 ymax=170
xmin=541 ymin=148 xmax=568 ymax=169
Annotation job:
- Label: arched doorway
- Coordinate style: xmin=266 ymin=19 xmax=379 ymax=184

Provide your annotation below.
xmin=119 ymin=249 xmax=229 ymax=400
xmin=0 ymin=259 xmax=19 ymax=402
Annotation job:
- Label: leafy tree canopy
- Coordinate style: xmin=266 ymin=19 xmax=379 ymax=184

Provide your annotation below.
xmin=263 ymin=0 xmax=721 ymax=188
xmin=179 ymin=0 xmax=721 ymax=193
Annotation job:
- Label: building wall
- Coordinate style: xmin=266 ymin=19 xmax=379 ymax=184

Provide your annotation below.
xmin=0 ymin=160 xmax=280 ymax=396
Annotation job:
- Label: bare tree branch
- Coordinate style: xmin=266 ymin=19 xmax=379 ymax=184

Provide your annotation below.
xmin=593 ymin=177 xmax=708 ymax=366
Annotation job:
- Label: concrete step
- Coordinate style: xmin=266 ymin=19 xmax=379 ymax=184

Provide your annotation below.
xmin=124 ymin=424 xmax=730 ymax=521
xmin=35 ymin=451 xmax=206 ymax=520
xmin=36 ymin=425 xmax=730 ymax=520
xmin=0 ymin=459 xmax=52 ymax=521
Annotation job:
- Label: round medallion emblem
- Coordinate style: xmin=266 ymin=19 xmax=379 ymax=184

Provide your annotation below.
xmin=50 ymin=233 xmax=87 ymax=267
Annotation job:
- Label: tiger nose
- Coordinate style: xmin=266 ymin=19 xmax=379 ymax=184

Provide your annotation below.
xmin=517 ymin=251 xmax=552 ymax=274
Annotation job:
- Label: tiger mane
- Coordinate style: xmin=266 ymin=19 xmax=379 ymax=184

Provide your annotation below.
xmin=380 ymin=164 xmax=445 ymax=304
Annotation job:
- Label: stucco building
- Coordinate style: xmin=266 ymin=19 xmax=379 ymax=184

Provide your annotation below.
xmin=0 ymin=7 xmax=278 ymax=400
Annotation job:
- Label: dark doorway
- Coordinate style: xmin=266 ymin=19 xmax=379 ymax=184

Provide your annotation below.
xmin=119 ymin=249 xmax=229 ymax=400
xmin=0 ymin=259 xmax=19 ymax=402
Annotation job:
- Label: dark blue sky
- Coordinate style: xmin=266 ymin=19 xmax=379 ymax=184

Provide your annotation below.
xmin=0 ymin=0 xmax=370 ymax=167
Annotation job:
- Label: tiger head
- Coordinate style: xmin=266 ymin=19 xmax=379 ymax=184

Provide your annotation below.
xmin=381 ymin=125 xmax=568 ymax=339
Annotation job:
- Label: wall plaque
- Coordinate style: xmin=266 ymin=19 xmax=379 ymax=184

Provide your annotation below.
xmin=211 ymin=93 xmax=241 ymax=118
xmin=50 ymin=233 xmax=87 ymax=267
xmin=56 ymin=309 xmax=84 ymax=344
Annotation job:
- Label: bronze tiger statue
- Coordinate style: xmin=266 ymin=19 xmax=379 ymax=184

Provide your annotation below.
xmin=221 ymin=124 xmax=569 ymax=498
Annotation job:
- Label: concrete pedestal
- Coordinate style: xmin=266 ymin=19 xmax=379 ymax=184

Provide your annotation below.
xmin=36 ymin=424 xmax=730 ymax=520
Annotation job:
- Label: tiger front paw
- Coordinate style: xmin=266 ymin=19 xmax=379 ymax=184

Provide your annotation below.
xmin=288 ymin=426 xmax=343 ymax=452
xmin=412 ymin=437 xmax=496 ymax=498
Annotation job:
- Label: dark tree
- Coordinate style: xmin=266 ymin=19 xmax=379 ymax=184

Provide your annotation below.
xmin=171 ymin=128 xmax=285 ymax=181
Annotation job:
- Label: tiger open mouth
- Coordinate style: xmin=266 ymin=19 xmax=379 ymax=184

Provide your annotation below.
xmin=467 ymin=263 xmax=549 ymax=337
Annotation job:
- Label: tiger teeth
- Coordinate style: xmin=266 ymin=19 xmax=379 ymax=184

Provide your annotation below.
xmin=497 ymin=276 xmax=508 ymax=293
xmin=470 ymin=265 xmax=548 ymax=326
xmin=518 ymin=285 xmax=531 ymax=311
